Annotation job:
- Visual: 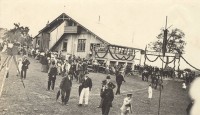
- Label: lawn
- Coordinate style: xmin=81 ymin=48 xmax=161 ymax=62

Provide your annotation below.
xmin=0 ymin=55 xmax=190 ymax=115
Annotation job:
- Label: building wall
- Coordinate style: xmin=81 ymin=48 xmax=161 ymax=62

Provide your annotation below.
xmin=49 ymin=21 xmax=66 ymax=49
xmin=56 ymin=30 xmax=103 ymax=58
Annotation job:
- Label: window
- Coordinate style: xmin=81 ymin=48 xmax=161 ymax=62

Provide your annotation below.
xmin=37 ymin=40 xmax=40 ymax=45
xmin=62 ymin=41 xmax=67 ymax=51
xmin=77 ymin=39 xmax=86 ymax=52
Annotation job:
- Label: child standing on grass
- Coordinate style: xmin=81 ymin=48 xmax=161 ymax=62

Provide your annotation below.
xmin=148 ymin=84 xmax=153 ymax=102
xmin=182 ymin=82 xmax=187 ymax=90
xmin=120 ymin=94 xmax=133 ymax=115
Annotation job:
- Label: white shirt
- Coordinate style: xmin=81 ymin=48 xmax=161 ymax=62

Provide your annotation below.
xmin=120 ymin=97 xmax=132 ymax=113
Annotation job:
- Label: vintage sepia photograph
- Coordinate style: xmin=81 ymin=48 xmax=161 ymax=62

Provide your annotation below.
xmin=0 ymin=0 xmax=200 ymax=115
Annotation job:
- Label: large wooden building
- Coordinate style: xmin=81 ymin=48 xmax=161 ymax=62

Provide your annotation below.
xmin=33 ymin=13 xmax=142 ymax=67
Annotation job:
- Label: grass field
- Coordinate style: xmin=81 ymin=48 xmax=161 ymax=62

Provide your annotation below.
xmin=0 ymin=55 xmax=190 ymax=115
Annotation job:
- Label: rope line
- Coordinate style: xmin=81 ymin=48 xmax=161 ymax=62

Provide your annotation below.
xmin=181 ymin=56 xmax=200 ymax=71
xmin=159 ymin=56 xmax=176 ymax=64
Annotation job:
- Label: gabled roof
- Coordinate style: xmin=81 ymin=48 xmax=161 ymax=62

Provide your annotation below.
xmin=37 ymin=13 xmax=142 ymax=50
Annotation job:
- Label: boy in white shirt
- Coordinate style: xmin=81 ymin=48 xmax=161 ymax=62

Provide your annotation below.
xmin=120 ymin=94 xmax=133 ymax=115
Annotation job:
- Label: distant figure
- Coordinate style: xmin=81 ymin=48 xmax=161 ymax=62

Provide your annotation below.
xmin=120 ymin=94 xmax=133 ymax=115
xmin=182 ymin=82 xmax=187 ymax=90
xmin=47 ymin=61 xmax=57 ymax=90
xmin=17 ymin=58 xmax=23 ymax=76
xmin=148 ymin=84 xmax=153 ymax=102
xmin=21 ymin=55 xmax=30 ymax=79
xmin=116 ymin=71 xmax=125 ymax=95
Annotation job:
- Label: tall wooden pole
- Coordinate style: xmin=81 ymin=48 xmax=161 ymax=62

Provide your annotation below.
xmin=158 ymin=16 xmax=167 ymax=115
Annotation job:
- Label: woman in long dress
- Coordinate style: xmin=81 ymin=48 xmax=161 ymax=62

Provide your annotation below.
xmin=148 ymin=84 xmax=153 ymax=101
xmin=17 ymin=58 xmax=23 ymax=75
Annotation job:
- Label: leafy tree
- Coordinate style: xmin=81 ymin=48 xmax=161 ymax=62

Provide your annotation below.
xmin=3 ymin=23 xmax=33 ymax=47
xmin=148 ymin=28 xmax=186 ymax=68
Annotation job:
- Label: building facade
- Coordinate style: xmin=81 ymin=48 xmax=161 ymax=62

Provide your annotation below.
xmin=33 ymin=13 xmax=142 ymax=67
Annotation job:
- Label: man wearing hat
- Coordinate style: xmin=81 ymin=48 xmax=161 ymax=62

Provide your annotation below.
xmin=116 ymin=71 xmax=125 ymax=95
xmin=57 ymin=74 xmax=72 ymax=105
xmin=21 ymin=55 xmax=30 ymax=79
xmin=101 ymin=82 xmax=114 ymax=115
xmin=120 ymin=93 xmax=133 ymax=115
xmin=97 ymin=75 xmax=116 ymax=108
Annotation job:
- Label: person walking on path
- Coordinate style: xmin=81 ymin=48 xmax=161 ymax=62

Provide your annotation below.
xmin=101 ymin=83 xmax=114 ymax=115
xmin=98 ymin=75 xmax=116 ymax=108
xmin=116 ymin=71 xmax=125 ymax=95
xmin=120 ymin=94 xmax=133 ymax=115
xmin=21 ymin=55 xmax=30 ymax=79
xmin=78 ymin=75 xmax=92 ymax=106
xmin=57 ymin=74 xmax=72 ymax=105
xmin=47 ymin=61 xmax=57 ymax=90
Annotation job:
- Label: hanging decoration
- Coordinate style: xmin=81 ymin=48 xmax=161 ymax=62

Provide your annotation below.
xmin=92 ymin=45 xmax=109 ymax=58
xmin=91 ymin=44 xmax=136 ymax=61
xmin=145 ymin=53 xmax=159 ymax=62
xmin=181 ymin=56 xmax=200 ymax=71
xmin=108 ymin=47 xmax=135 ymax=61
xmin=159 ymin=56 xmax=176 ymax=64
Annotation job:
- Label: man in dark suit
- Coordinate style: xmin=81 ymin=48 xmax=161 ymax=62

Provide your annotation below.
xmin=101 ymin=83 xmax=114 ymax=115
xmin=59 ymin=74 xmax=72 ymax=105
xmin=47 ymin=61 xmax=57 ymax=90
xmin=21 ymin=55 xmax=30 ymax=79
xmin=98 ymin=75 xmax=115 ymax=108
xmin=116 ymin=71 xmax=125 ymax=95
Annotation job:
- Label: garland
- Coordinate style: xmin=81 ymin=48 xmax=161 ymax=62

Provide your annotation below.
xmin=108 ymin=47 xmax=135 ymax=61
xmin=93 ymin=47 xmax=109 ymax=58
xmin=114 ymin=53 xmax=134 ymax=61
xmin=91 ymin=45 xmax=136 ymax=61
xmin=159 ymin=56 xmax=176 ymax=64
xmin=181 ymin=56 xmax=200 ymax=71
xmin=145 ymin=53 xmax=159 ymax=62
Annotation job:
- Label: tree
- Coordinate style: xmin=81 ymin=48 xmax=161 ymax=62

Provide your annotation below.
xmin=3 ymin=23 xmax=33 ymax=47
xmin=148 ymin=28 xmax=186 ymax=68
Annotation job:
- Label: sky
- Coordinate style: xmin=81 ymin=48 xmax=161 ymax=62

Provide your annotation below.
xmin=0 ymin=0 xmax=200 ymax=70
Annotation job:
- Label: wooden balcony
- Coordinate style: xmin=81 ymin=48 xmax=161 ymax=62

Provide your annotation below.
xmin=64 ymin=26 xmax=79 ymax=33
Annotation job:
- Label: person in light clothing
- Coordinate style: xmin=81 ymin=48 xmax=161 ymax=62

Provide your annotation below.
xmin=120 ymin=94 xmax=133 ymax=115
xmin=148 ymin=84 xmax=153 ymax=101
xmin=17 ymin=58 xmax=23 ymax=75
xmin=182 ymin=82 xmax=187 ymax=90
xmin=78 ymin=75 xmax=92 ymax=106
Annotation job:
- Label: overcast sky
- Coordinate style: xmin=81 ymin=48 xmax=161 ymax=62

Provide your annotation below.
xmin=0 ymin=0 xmax=200 ymax=70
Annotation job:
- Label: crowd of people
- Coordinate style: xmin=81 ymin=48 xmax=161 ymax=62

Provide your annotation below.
xmin=15 ymin=48 xmax=132 ymax=115
xmin=1 ymin=45 xmax=195 ymax=115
